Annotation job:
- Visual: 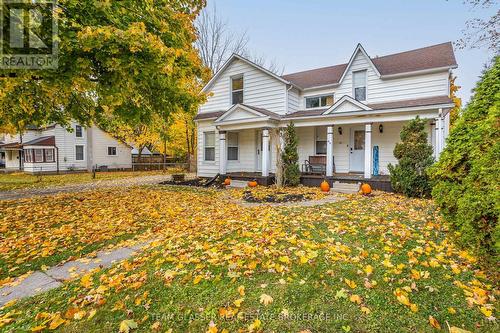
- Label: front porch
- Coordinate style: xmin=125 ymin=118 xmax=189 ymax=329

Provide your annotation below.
xmin=225 ymin=171 xmax=392 ymax=191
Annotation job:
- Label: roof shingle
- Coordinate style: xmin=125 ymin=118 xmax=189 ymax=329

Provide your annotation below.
xmin=282 ymin=42 xmax=457 ymax=89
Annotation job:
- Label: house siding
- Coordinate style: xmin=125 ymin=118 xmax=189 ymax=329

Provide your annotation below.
xmin=200 ymin=59 xmax=287 ymax=115
xmin=296 ymin=50 xmax=449 ymax=110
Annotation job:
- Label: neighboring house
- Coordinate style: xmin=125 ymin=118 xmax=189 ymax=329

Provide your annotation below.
xmin=194 ymin=42 xmax=457 ymax=188
xmin=0 ymin=122 xmax=132 ymax=173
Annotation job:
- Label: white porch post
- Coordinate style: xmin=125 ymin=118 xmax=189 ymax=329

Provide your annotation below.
xmin=434 ymin=117 xmax=441 ymax=159
xmin=219 ymin=131 xmax=227 ymax=175
xmin=262 ymin=129 xmax=270 ymax=177
xmin=364 ymin=123 xmax=372 ymax=179
xmin=326 ymin=125 xmax=334 ymax=177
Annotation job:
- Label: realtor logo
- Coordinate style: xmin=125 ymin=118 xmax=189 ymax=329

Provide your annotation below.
xmin=0 ymin=0 xmax=58 ymax=69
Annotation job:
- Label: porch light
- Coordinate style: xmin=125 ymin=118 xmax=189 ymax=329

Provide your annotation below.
xmin=379 ymin=124 xmax=383 ymax=133
xmin=338 ymin=127 xmax=343 ymax=135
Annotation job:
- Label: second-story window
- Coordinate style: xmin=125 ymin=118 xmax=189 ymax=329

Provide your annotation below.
xmin=305 ymin=95 xmax=334 ymax=109
xmin=231 ymin=75 xmax=244 ymax=104
xmin=75 ymin=125 xmax=83 ymax=138
xmin=353 ymin=70 xmax=367 ymax=101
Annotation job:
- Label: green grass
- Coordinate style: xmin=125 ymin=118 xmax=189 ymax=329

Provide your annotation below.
xmin=0 ymin=189 xmax=497 ymax=332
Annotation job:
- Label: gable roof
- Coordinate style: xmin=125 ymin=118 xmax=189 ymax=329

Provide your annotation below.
xmin=323 ymin=95 xmax=372 ymax=114
xmin=282 ymin=42 xmax=457 ymax=89
xmin=215 ymin=104 xmax=281 ymax=123
xmin=201 ymin=54 xmax=294 ymax=93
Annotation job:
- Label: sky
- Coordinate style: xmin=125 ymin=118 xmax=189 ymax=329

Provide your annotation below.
xmin=209 ymin=0 xmax=498 ymax=104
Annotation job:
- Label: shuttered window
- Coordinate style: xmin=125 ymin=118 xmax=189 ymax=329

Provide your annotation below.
xmin=353 ymin=70 xmax=367 ymax=101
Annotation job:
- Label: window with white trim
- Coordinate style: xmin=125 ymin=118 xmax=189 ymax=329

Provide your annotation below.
xmin=25 ymin=150 xmax=33 ymax=163
xmin=227 ymin=132 xmax=238 ymax=161
xmin=108 ymin=147 xmax=117 ymax=156
xmin=75 ymin=145 xmax=84 ymax=161
xmin=45 ymin=149 xmax=55 ymax=162
xmin=231 ymin=75 xmax=244 ymax=104
xmin=75 ymin=125 xmax=83 ymax=138
xmin=305 ymin=95 xmax=334 ymax=109
xmin=204 ymin=132 xmax=215 ymax=161
xmin=315 ymin=127 xmax=327 ymax=155
xmin=34 ymin=149 xmax=44 ymax=162
xmin=353 ymin=70 xmax=367 ymax=101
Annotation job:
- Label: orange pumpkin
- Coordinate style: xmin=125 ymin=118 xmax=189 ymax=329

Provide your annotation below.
xmin=224 ymin=177 xmax=231 ymax=186
xmin=320 ymin=180 xmax=330 ymax=192
xmin=248 ymin=180 xmax=258 ymax=187
xmin=360 ymin=183 xmax=372 ymax=195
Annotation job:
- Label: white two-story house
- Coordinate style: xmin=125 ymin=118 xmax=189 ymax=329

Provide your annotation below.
xmin=0 ymin=122 xmax=132 ymax=173
xmin=194 ymin=42 xmax=457 ymax=189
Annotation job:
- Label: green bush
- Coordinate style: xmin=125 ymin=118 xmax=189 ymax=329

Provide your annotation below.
xmin=430 ymin=57 xmax=500 ymax=263
xmin=388 ymin=117 xmax=434 ymax=198
xmin=282 ymin=122 xmax=301 ymax=186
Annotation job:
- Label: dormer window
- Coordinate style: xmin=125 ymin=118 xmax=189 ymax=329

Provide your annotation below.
xmin=231 ymin=75 xmax=244 ymax=104
xmin=305 ymin=94 xmax=334 ymax=109
xmin=353 ymin=70 xmax=367 ymax=101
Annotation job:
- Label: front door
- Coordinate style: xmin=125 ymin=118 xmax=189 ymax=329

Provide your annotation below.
xmin=349 ymin=127 xmax=365 ymax=172
xmin=256 ymin=130 xmax=262 ymax=171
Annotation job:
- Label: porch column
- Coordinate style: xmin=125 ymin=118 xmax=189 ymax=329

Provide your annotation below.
xmin=326 ymin=125 xmax=334 ymax=177
xmin=435 ymin=116 xmax=443 ymax=158
xmin=219 ymin=131 xmax=227 ymax=175
xmin=364 ymin=123 xmax=372 ymax=179
xmin=262 ymin=129 xmax=270 ymax=177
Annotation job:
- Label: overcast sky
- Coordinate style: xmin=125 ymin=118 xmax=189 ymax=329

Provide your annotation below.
xmin=209 ymin=0 xmax=498 ymax=104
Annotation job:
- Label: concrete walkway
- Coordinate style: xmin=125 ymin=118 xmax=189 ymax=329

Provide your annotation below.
xmin=0 ymin=174 xmax=183 ymax=201
xmin=0 ymin=241 xmax=152 ymax=306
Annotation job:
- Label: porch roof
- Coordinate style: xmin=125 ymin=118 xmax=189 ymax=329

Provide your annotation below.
xmin=195 ymin=95 xmax=454 ymax=122
xmin=0 ymin=142 xmax=22 ymax=150
xmin=23 ymin=136 xmax=56 ymax=147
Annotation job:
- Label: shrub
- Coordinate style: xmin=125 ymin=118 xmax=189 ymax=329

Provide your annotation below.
xmin=282 ymin=122 xmax=301 ymax=186
xmin=388 ymin=117 xmax=434 ymax=197
xmin=430 ymin=57 xmax=499 ymax=263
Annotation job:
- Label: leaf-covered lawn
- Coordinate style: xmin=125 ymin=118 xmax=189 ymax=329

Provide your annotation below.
xmin=0 ymin=170 xmax=171 ymax=191
xmin=0 ymin=186 xmax=497 ymax=332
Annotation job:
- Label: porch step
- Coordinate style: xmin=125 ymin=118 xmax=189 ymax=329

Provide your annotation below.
xmin=330 ymin=181 xmax=360 ymax=194
xmin=228 ymin=180 xmax=248 ymax=188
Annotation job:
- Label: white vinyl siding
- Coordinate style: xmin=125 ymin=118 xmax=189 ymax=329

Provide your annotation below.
xmin=334 ymin=49 xmax=450 ymax=104
xmin=200 ymin=59 xmax=287 ymax=115
xmin=287 ymin=87 xmax=300 ymax=113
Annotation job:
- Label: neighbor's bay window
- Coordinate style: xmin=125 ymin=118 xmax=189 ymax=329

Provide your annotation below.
xmin=353 ymin=70 xmax=367 ymax=101
xmin=227 ymin=132 xmax=239 ymax=161
xmin=34 ymin=149 xmax=44 ymax=163
xmin=231 ymin=75 xmax=244 ymax=104
xmin=204 ymin=131 xmax=215 ymax=161
xmin=305 ymin=95 xmax=334 ymax=109
xmin=44 ymin=149 xmax=55 ymax=162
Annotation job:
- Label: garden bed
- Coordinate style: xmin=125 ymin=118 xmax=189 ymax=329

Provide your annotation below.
xmin=160 ymin=177 xmax=225 ymax=188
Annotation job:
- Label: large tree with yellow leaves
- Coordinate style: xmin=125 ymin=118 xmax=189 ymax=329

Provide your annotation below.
xmin=0 ymin=0 xmax=208 ymax=133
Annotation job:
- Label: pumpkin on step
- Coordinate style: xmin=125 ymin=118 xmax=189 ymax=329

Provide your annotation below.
xmin=224 ymin=177 xmax=231 ymax=186
xmin=360 ymin=183 xmax=372 ymax=195
xmin=248 ymin=180 xmax=258 ymax=187
xmin=320 ymin=180 xmax=330 ymax=192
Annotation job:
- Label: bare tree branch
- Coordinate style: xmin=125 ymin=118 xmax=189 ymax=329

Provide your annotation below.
xmin=455 ymin=0 xmax=499 ymax=51
xmin=195 ymin=6 xmax=285 ymax=77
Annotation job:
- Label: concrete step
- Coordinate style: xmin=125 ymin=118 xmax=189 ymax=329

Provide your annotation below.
xmin=227 ymin=180 xmax=248 ymax=188
xmin=330 ymin=182 xmax=360 ymax=194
